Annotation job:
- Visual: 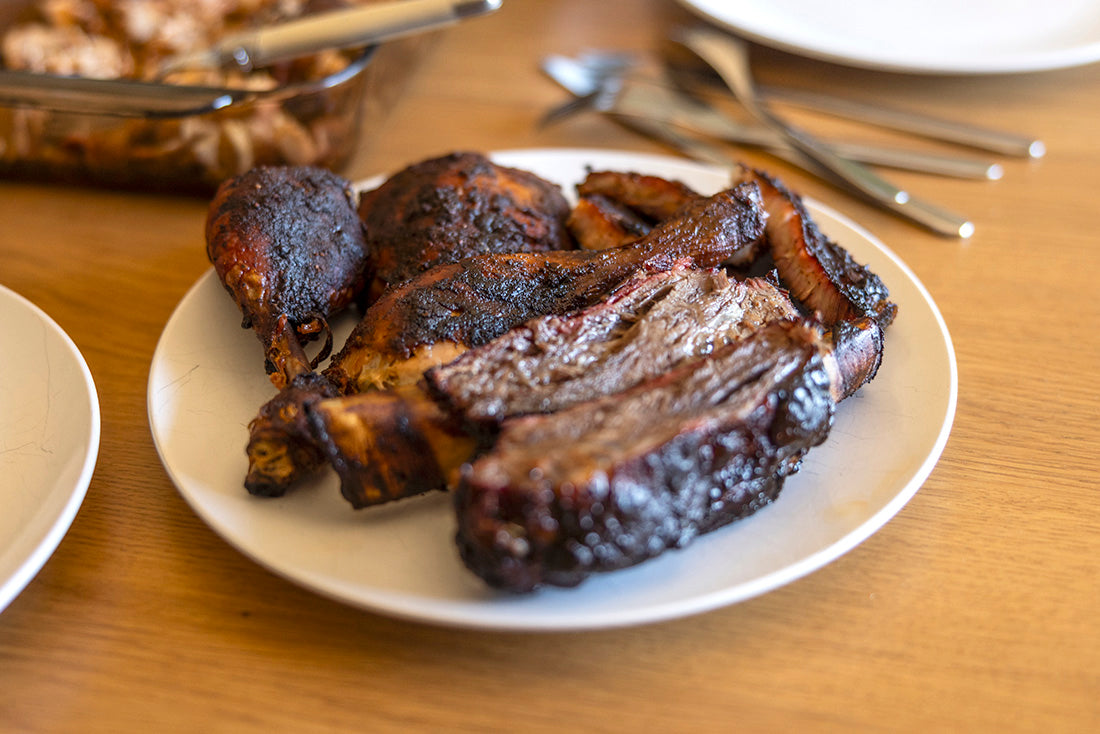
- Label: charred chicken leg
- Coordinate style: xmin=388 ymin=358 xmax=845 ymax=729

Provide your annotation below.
xmin=205 ymin=165 xmax=369 ymax=389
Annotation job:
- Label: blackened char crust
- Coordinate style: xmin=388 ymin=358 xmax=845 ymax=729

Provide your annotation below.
xmin=358 ymin=152 xmax=576 ymax=292
xmin=738 ymin=167 xmax=897 ymax=328
xmin=736 ymin=167 xmax=896 ymax=397
xmin=454 ymin=320 xmax=836 ymax=592
xmin=205 ymin=165 xmax=369 ymax=387
xmin=205 ymin=165 xmax=369 ymax=335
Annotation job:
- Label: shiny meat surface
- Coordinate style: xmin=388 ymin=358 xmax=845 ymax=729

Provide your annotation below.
xmin=575 ymin=170 xmax=699 ymax=221
xmin=358 ymin=152 xmax=575 ymax=296
xmin=566 ymin=193 xmax=653 ymax=251
xmin=735 ymin=166 xmax=896 ymax=397
xmin=308 ymin=385 xmax=476 ymax=508
xmin=571 ymin=170 xmax=764 ymax=266
xmin=425 ymin=263 xmax=801 ymax=431
xmin=205 ymin=165 xmax=368 ymax=388
xmin=454 ymin=320 xmax=837 ymax=592
xmin=325 ymin=181 xmax=768 ymax=394
xmin=737 ymin=166 xmax=897 ymax=329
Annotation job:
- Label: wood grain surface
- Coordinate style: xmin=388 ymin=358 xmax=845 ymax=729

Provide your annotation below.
xmin=1 ymin=1 xmax=1098 ymax=731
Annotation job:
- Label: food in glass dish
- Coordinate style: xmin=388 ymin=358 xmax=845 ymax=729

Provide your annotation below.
xmin=0 ymin=0 xmax=410 ymax=191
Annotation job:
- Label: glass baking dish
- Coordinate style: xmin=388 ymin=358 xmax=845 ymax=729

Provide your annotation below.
xmin=0 ymin=2 xmax=418 ymax=193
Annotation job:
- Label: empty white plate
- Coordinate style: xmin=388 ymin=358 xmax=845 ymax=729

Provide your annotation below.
xmin=0 ymin=286 xmax=99 ymax=613
xmin=677 ymin=0 xmax=1100 ymax=74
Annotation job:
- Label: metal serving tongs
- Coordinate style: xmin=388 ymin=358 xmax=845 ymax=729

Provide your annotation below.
xmin=672 ymin=27 xmax=974 ymax=238
xmin=157 ymin=0 xmax=501 ymax=76
xmin=0 ymin=0 xmax=501 ymax=118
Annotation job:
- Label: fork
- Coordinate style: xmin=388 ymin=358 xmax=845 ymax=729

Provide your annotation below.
xmin=541 ymin=54 xmax=1002 ymax=181
xmin=672 ymin=27 xmax=974 ymax=238
xmin=564 ymin=48 xmax=1044 ymax=159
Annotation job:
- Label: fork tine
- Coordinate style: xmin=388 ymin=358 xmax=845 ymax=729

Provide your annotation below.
xmin=537 ymin=90 xmax=602 ymax=128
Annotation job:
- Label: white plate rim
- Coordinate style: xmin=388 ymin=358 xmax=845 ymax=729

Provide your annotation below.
xmin=0 ymin=285 xmax=100 ymax=614
xmin=148 ymin=148 xmax=957 ymax=631
xmin=675 ymin=0 xmax=1100 ymax=74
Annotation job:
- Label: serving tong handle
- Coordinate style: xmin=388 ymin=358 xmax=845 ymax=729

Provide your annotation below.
xmin=0 ymin=71 xmax=246 ymax=117
xmin=674 ymin=27 xmax=974 ymax=239
xmin=158 ymin=0 xmax=501 ymax=75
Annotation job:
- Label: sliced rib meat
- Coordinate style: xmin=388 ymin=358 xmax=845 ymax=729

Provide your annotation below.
xmin=454 ymin=320 xmax=837 ymax=592
xmin=735 ymin=166 xmax=897 ymax=397
xmin=566 ymin=193 xmax=653 ymax=251
xmin=736 ymin=166 xmax=896 ymax=328
xmin=313 ymin=262 xmax=800 ymax=507
xmin=575 ymin=170 xmax=699 ymax=221
xmin=570 ymin=170 xmax=763 ymax=266
xmin=424 ymin=262 xmax=801 ymax=432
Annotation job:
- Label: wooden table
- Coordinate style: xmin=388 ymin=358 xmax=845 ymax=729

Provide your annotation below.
xmin=2 ymin=1 xmax=1098 ymax=731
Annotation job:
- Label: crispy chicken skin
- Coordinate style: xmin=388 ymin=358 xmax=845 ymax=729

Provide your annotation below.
xmin=358 ymin=151 xmax=575 ymax=298
xmin=308 ymin=385 xmax=477 ymax=508
xmin=244 ymin=372 xmax=341 ymax=496
xmin=205 ymin=165 xmax=368 ymax=389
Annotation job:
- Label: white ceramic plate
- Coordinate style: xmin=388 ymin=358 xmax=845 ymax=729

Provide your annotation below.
xmin=0 ymin=286 xmax=99 ymax=613
xmin=147 ymin=149 xmax=956 ymax=630
xmin=677 ymin=0 xmax=1100 ymax=74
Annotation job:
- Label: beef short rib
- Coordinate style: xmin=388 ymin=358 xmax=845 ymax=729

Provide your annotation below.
xmin=454 ymin=320 xmax=837 ymax=592
xmin=425 ymin=262 xmax=801 ymax=433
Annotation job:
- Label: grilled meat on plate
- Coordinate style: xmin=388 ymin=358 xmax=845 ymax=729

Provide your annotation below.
xmin=209 ymin=153 xmax=899 ymax=595
xmin=424 ymin=262 xmax=801 ymax=432
xmin=358 ymin=151 xmax=575 ymax=299
xmin=313 ymin=260 xmax=798 ymax=507
xmin=455 ymin=319 xmax=838 ymax=592
xmin=234 ymin=154 xmax=576 ymax=494
xmin=323 ymin=181 xmax=768 ymax=394
xmin=205 ymin=165 xmax=368 ymax=390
